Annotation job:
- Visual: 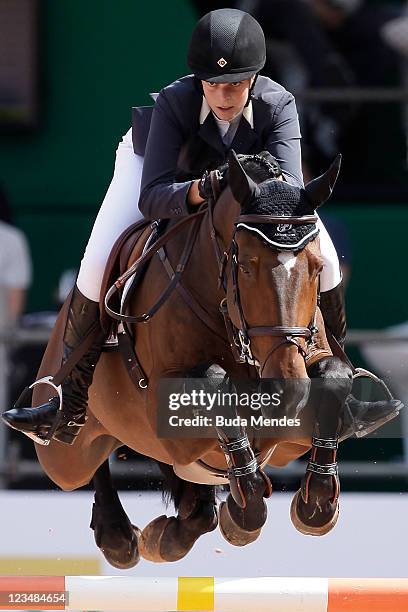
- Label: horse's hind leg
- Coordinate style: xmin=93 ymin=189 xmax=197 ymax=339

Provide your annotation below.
xmin=91 ymin=458 xmax=141 ymax=569
xmin=291 ymin=356 xmax=353 ymax=536
xmin=139 ymin=462 xmax=218 ymax=563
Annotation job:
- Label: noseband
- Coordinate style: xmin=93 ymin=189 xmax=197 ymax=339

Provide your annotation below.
xmin=217 ymin=212 xmax=319 ymax=371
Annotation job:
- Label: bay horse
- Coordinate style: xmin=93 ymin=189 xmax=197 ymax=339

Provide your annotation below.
xmin=29 ymin=151 xmax=353 ymax=568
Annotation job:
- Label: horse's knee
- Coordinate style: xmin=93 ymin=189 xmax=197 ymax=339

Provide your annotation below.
xmin=308 ymin=356 xmax=351 ymax=380
xmin=308 ymin=356 xmax=353 ymax=401
xmin=183 ymin=363 xmax=226 ymax=379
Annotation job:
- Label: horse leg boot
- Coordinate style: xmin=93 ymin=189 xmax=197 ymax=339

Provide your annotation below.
xmin=216 ymin=427 xmax=272 ymax=509
xmin=291 ymin=357 xmax=353 ymax=536
xmin=2 ymin=286 xmax=105 ymax=445
xmin=216 ymin=424 xmax=272 ymax=547
xmin=320 ymin=280 xmax=403 ymax=436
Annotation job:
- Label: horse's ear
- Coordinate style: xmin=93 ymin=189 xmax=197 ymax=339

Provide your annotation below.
xmin=305 ymin=154 xmax=342 ymax=208
xmin=228 ymin=149 xmax=258 ymax=207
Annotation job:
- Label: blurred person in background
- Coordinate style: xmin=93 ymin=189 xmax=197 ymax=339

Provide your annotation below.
xmin=0 ymin=184 xmax=32 ymax=327
xmin=0 ymin=184 xmax=32 ymax=428
xmin=192 ymin=0 xmax=406 ymax=192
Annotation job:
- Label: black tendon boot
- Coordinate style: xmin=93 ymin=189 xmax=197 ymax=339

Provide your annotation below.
xmin=319 ymin=280 xmax=347 ymax=348
xmin=2 ymin=286 xmax=105 ymax=445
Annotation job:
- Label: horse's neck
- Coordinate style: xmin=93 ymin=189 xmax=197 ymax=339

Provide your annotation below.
xmin=185 ymin=209 xmax=225 ymax=313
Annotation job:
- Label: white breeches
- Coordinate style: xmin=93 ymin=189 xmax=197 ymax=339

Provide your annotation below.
xmin=77 ymin=127 xmax=341 ymax=302
xmin=316 ymin=217 xmax=342 ymax=292
xmin=77 ymin=128 xmax=144 ymax=301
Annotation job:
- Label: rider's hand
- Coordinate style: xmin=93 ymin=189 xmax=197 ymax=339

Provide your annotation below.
xmin=187 ymin=180 xmax=205 ymax=206
xmin=198 ymin=169 xmax=227 ymax=201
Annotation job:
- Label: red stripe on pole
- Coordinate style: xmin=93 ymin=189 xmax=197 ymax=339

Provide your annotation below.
xmin=0 ymin=576 xmax=65 ymax=610
xmin=328 ymin=578 xmax=408 ymax=612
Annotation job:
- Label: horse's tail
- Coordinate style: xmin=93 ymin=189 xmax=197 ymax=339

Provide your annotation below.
xmin=157 ymin=461 xmax=186 ymax=510
xmin=156 ymin=461 xmax=217 ymax=515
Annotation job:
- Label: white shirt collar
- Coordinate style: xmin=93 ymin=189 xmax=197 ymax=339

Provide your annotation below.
xmin=199 ymin=97 xmax=254 ymax=129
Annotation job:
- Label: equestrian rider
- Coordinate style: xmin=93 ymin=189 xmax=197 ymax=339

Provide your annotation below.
xmin=0 ymin=9 xmax=382 ymax=444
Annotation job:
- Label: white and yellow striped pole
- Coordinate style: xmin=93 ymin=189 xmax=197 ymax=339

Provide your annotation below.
xmin=1 ymin=576 xmax=408 ymax=611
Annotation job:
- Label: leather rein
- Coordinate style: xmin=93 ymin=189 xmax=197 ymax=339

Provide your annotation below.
xmin=104 ymin=171 xmax=320 ymax=381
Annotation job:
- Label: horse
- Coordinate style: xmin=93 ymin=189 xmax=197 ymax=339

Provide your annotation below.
xmin=29 ymin=150 xmax=353 ymax=568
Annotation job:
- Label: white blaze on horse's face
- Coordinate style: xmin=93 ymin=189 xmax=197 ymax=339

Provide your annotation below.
xmin=277 ymin=251 xmax=297 ymax=277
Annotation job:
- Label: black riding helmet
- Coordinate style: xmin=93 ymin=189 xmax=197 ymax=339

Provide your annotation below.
xmin=187 ymin=8 xmax=266 ymax=83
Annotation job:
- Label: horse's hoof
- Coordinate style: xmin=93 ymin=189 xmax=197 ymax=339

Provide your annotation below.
xmin=139 ymin=514 xmax=196 ymax=563
xmin=90 ymin=501 xmax=141 ymax=569
xmin=99 ymin=524 xmax=141 ymax=569
xmin=140 ymin=515 xmax=194 ymax=563
xmin=218 ymin=501 xmax=262 ymax=547
xmin=290 ymin=489 xmax=339 ymax=536
xmin=139 ymin=515 xmax=173 ymax=563
xmin=140 ymin=506 xmax=218 ymax=563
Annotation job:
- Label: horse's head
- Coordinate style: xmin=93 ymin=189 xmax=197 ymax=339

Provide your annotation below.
xmin=214 ymin=150 xmax=341 ymax=414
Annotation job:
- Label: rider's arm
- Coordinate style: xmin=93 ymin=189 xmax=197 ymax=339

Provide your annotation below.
xmin=139 ymin=91 xmax=201 ymax=220
xmin=263 ymin=93 xmax=304 ymax=189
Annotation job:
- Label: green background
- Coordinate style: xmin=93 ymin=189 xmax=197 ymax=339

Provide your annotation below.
xmin=0 ymin=0 xmax=406 ymax=332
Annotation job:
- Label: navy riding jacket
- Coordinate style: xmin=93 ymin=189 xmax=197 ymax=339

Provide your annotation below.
xmin=133 ymin=75 xmax=303 ymax=221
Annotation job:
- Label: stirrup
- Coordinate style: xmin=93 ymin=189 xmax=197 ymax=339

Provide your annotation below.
xmin=13 ymin=376 xmax=63 ymax=446
xmin=343 ymin=368 xmax=402 ymax=439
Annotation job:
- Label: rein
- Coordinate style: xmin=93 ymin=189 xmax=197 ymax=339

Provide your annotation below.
xmin=104 ymin=171 xmax=320 ymax=377
xmin=104 ymin=208 xmax=207 ymax=323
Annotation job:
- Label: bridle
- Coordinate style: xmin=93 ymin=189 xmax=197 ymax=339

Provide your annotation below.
xmin=105 ymin=170 xmax=320 ymax=382
xmin=209 ymin=201 xmax=319 ymax=372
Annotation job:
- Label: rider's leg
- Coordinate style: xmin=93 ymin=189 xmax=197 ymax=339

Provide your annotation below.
xmin=316 ymin=216 xmax=346 ymax=346
xmin=77 ymin=129 xmax=144 ymax=301
xmin=316 ymin=216 xmax=403 ymax=438
xmin=2 ymin=129 xmax=145 ymax=444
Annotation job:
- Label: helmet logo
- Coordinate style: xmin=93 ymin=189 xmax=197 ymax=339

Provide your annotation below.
xmin=217 ymin=57 xmax=227 ymax=68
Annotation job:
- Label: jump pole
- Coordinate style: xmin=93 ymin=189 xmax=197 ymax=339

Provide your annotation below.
xmin=0 ymin=576 xmax=408 ymax=611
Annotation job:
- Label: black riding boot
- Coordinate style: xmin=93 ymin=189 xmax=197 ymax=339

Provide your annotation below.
xmin=2 ymin=286 xmax=105 ymax=445
xmin=320 ymin=280 xmax=347 ymax=348
xmin=320 ymin=280 xmax=403 ymax=438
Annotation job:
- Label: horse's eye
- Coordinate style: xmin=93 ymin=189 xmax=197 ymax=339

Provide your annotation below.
xmin=239 ymin=264 xmax=250 ymax=275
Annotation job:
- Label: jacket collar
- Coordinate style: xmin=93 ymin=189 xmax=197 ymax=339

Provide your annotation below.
xmin=199 ymin=97 xmax=254 ymax=128
xmin=198 ymin=97 xmax=257 ymax=155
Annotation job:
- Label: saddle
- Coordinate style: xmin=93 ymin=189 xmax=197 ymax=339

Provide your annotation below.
xmin=98 ymin=208 xmax=213 ymax=389
xmin=99 ymin=218 xmax=159 ymax=335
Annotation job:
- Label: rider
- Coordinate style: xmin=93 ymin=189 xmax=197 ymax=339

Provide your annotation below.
xmin=1 ymin=8 xmax=395 ymax=445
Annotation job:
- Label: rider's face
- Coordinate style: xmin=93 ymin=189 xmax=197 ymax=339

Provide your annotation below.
xmin=201 ymin=78 xmax=254 ymax=122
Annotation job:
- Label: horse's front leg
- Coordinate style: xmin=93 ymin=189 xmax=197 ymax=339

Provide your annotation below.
xmin=290 ymin=356 xmax=353 ymax=536
xmin=216 ymin=392 xmax=272 ymax=547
